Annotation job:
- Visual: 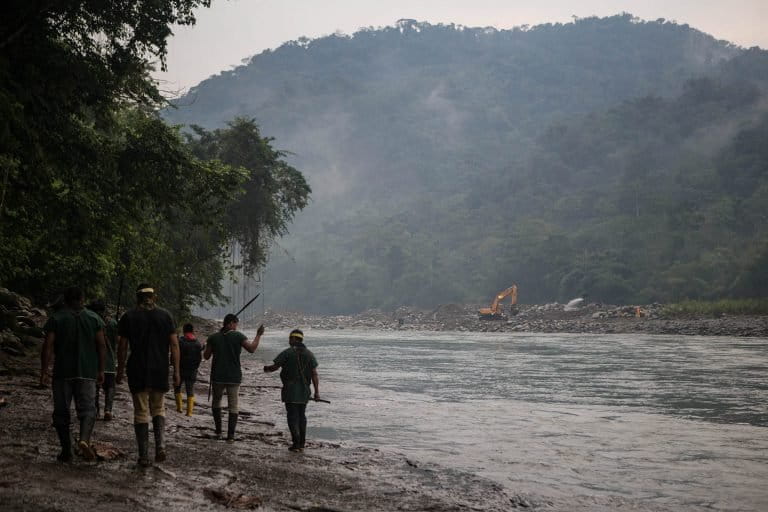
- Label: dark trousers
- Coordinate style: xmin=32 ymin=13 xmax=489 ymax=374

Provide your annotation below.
xmin=174 ymin=375 xmax=196 ymax=396
xmin=285 ymin=403 xmax=307 ymax=448
xmin=53 ymin=378 xmax=96 ymax=428
xmin=95 ymin=373 xmax=116 ymax=414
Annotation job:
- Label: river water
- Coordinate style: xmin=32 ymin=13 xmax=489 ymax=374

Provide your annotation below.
xmin=247 ymin=329 xmax=768 ymax=511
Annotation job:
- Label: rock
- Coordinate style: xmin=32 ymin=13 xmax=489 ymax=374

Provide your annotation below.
xmin=0 ymin=332 xmax=25 ymax=356
xmin=203 ymin=488 xmax=262 ymax=509
xmin=20 ymin=335 xmax=42 ymax=349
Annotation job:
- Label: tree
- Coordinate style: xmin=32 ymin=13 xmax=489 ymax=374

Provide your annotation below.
xmin=0 ymin=2 xmax=312 ymax=318
xmin=184 ymin=118 xmax=311 ymax=274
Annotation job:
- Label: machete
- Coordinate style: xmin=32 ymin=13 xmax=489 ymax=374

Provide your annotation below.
xmin=234 ymin=292 xmax=260 ymax=317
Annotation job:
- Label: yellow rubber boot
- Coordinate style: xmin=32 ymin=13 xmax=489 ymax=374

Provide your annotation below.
xmin=175 ymin=393 xmax=183 ymax=413
xmin=186 ymin=395 xmax=195 ymax=417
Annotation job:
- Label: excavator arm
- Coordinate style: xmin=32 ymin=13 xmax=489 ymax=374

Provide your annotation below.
xmin=478 ymin=285 xmax=518 ymax=319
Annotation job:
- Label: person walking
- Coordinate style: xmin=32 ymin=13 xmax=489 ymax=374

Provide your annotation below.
xmin=87 ymin=300 xmax=118 ymax=421
xmin=175 ymin=323 xmax=204 ymax=416
xmin=116 ymin=284 xmax=180 ymax=467
xmin=203 ymin=315 xmax=262 ymax=442
xmin=263 ymin=329 xmax=320 ymax=452
xmin=40 ymin=287 xmax=106 ymax=462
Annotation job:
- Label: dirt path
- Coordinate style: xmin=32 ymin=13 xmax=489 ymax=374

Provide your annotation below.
xmin=0 ymin=357 xmax=518 ymax=512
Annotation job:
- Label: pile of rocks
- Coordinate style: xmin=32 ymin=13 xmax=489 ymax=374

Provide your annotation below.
xmin=0 ymin=288 xmax=45 ymax=368
xmin=589 ymin=303 xmax=664 ymax=320
xmin=241 ymin=301 xmax=767 ymax=337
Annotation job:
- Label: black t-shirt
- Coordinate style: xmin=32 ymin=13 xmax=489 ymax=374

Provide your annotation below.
xmin=179 ymin=335 xmax=203 ymax=377
xmin=118 ymin=306 xmax=176 ymax=393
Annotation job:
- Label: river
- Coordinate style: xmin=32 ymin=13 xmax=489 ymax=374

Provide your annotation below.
xmin=245 ymin=329 xmax=768 ymax=511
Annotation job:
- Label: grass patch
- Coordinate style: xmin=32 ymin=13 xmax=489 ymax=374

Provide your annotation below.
xmin=663 ymin=298 xmax=768 ymax=317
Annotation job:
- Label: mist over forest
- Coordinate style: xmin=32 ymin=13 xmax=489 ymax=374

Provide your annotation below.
xmin=165 ymin=14 xmax=768 ymax=314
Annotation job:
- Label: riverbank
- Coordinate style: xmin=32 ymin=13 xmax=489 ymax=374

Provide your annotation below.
xmin=0 ymin=352 xmax=521 ymax=512
xmin=251 ymin=303 xmax=768 ymax=338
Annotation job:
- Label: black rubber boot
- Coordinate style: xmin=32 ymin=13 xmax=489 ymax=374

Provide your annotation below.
xmin=104 ymin=385 xmax=115 ymax=417
xmin=212 ymin=408 xmax=222 ymax=439
xmin=226 ymin=413 xmax=238 ymax=443
xmin=152 ymin=415 xmax=166 ymax=462
xmin=134 ymin=423 xmax=151 ymax=467
xmin=55 ymin=425 xmax=73 ymax=462
xmin=78 ymin=416 xmax=97 ymax=460
xmin=299 ymin=405 xmax=307 ymax=449
xmin=288 ymin=421 xmax=301 ymax=451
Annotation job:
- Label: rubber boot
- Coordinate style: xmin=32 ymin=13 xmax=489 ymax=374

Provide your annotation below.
xmin=78 ymin=416 xmax=97 ymax=460
xmin=212 ymin=407 xmax=222 ymax=439
xmin=152 ymin=415 xmax=166 ymax=462
xmin=226 ymin=413 xmax=238 ymax=443
xmin=104 ymin=385 xmax=115 ymax=420
xmin=287 ymin=420 xmax=301 ymax=451
xmin=55 ymin=425 xmax=73 ymax=462
xmin=186 ymin=395 xmax=195 ymax=417
xmin=174 ymin=393 xmax=183 ymax=413
xmin=134 ymin=423 xmax=151 ymax=467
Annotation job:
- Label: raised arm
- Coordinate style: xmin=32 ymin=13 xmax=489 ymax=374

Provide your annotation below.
xmin=242 ymin=324 xmax=264 ymax=354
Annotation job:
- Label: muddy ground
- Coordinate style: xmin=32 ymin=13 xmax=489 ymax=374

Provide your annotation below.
xmin=0 ymin=353 xmax=526 ymax=512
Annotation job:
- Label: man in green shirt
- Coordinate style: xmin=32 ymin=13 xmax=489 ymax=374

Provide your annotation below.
xmin=40 ymin=287 xmax=106 ymax=462
xmin=203 ymin=314 xmax=263 ymax=442
xmin=263 ymin=329 xmax=320 ymax=452
xmin=88 ymin=300 xmax=118 ymax=420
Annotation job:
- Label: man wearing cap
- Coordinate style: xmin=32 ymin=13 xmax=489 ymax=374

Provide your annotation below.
xmin=263 ymin=329 xmax=320 ymax=452
xmin=40 ymin=286 xmax=106 ymax=462
xmin=87 ymin=299 xmax=118 ymax=420
xmin=116 ymin=284 xmax=180 ymax=466
xmin=203 ymin=314 xmax=263 ymax=442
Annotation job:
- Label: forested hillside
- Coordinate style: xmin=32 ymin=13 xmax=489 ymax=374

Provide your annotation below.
xmin=165 ymin=14 xmax=768 ymax=313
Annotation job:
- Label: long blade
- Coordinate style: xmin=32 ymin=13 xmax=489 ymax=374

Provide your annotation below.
xmin=234 ymin=293 xmax=261 ymax=317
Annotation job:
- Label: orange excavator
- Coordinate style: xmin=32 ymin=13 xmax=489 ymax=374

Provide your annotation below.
xmin=478 ymin=285 xmax=518 ymax=320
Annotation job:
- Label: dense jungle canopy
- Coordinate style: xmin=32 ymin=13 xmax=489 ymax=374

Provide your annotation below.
xmin=0 ymin=1 xmax=310 ymax=316
xmin=166 ymin=15 xmax=768 ymax=313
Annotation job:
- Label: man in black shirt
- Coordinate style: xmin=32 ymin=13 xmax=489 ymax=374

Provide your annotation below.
xmin=117 ymin=284 xmax=180 ymax=466
xmin=175 ymin=323 xmax=204 ymax=416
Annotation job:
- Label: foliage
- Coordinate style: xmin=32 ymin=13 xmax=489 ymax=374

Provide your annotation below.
xmin=184 ymin=118 xmax=311 ymax=274
xmin=0 ymin=2 xmax=310 ymax=319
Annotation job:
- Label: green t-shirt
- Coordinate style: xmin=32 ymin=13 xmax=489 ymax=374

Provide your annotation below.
xmin=104 ymin=318 xmax=118 ymax=373
xmin=209 ymin=330 xmax=248 ymax=384
xmin=44 ymin=308 xmax=105 ymax=380
xmin=274 ymin=345 xmax=318 ymax=404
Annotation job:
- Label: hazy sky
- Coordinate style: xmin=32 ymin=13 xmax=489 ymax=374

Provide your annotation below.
xmin=155 ymin=0 xmax=768 ymax=91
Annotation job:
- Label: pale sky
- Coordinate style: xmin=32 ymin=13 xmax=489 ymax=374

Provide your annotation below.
xmin=154 ymin=0 xmax=768 ymax=92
